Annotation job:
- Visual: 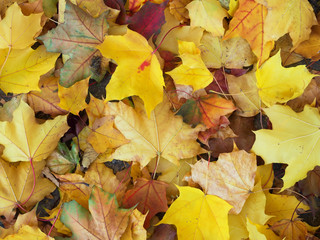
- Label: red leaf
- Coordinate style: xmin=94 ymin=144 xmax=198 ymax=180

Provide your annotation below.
xmin=123 ymin=178 xmax=168 ymax=228
xmin=127 ymin=0 xmax=168 ymax=39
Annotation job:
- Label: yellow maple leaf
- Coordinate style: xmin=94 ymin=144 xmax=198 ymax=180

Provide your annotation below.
xmin=256 ymin=52 xmax=316 ymax=107
xmin=0 ymin=159 xmax=55 ymax=220
xmin=2 ymin=225 xmax=53 ymax=240
xmin=97 ymin=29 xmax=165 ymax=117
xmin=0 ymin=46 xmax=59 ymax=93
xmin=106 ymin=98 xmax=205 ymax=168
xmin=0 ymin=100 xmax=69 ymax=162
xmin=158 ymin=186 xmax=232 ymax=240
xmin=256 ymin=0 xmax=317 ymax=49
xmin=186 ymin=0 xmax=227 ymax=36
xmin=58 ymin=77 xmax=89 ymax=115
xmin=166 ymin=40 xmax=213 ymax=91
xmin=252 ymin=104 xmax=320 ymax=190
xmin=155 ymin=9 xmax=204 ymax=55
xmin=0 ymin=2 xmax=42 ymax=49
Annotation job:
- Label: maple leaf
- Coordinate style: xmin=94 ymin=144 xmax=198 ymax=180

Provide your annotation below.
xmin=223 ymin=0 xmax=274 ymax=65
xmin=256 ymin=52 xmax=316 ymax=107
xmin=47 ymin=141 xmax=79 ymax=174
xmin=122 ymin=178 xmax=168 ymax=228
xmin=0 ymin=207 xmax=38 ymax=237
xmin=270 ymin=219 xmax=307 ymax=240
xmin=55 ymin=173 xmax=91 ymax=209
xmin=58 ymin=76 xmax=89 ymax=114
xmin=159 ymin=186 xmax=232 ymax=239
xmin=265 ymin=194 xmax=309 ymax=225
xmin=2 ymin=225 xmax=54 ymax=240
xmin=166 ymin=40 xmax=213 ymax=91
xmin=87 ymin=115 xmax=129 ymax=153
xmin=255 ymin=0 xmax=317 ymax=49
xmin=0 ymin=46 xmax=59 ymax=94
xmin=0 ymin=159 xmax=55 ymax=220
xmin=97 ymin=29 xmax=165 ymax=116
xmin=84 ymin=162 xmax=127 ymax=202
xmin=227 ymin=71 xmax=261 ymax=117
xmin=200 ymin=33 xmax=256 ymax=69
xmin=295 ymin=25 xmax=320 ymax=59
xmin=27 ymin=75 xmax=68 ymax=117
xmin=0 ymin=100 xmax=69 ymax=162
xmin=39 ymin=1 xmax=109 ymax=87
xmin=186 ymin=0 xmax=227 ymax=36
xmin=252 ymin=104 xmax=320 ymax=190
xmin=0 ymin=2 xmax=42 ymax=49
xmin=75 ymin=0 xmax=110 ymax=17
xmin=121 ymin=209 xmax=147 ymax=240
xmin=177 ymin=93 xmax=236 ymax=128
xmin=155 ymin=9 xmax=204 ymax=54
xmin=61 ymin=186 xmax=132 ymax=240
xmin=127 ymin=0 xmax=168 ymax=40
xmin=191 ymin=150 xmax=256 ymax=214
xmin=106 ymin=98 xmax=204 ymax=167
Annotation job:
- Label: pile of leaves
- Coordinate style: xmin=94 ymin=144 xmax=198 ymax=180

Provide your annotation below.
xmin=0 ymin=0 xmax=320 ymax=239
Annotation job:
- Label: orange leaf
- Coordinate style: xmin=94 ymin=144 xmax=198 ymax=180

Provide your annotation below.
xmin=224 ymin=0 xmax=274 ymax=65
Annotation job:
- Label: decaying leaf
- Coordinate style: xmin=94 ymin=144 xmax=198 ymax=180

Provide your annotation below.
xmin=61 ymin=186 xmax=132 ymax=240
xmin=191 ymin=150 xmax=256 ymax=214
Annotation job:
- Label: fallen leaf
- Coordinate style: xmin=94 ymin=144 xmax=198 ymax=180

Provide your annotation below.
xmin=87 ymin=115 xmax=129 ymax=153
xmin=159 ymin=186 xmax=232 ymax=239
xmin=120 ymin=209 xmax=147 ymax=240
xmin=186 ymin=0 xmax=227 ymax=36
xmin=55 ymin=173 xmax=91 ymax=209
xmin=252 ymin=104 xmax=320 ymax=190
xmin=177 ymin=93 xmax=236 ymax=128
xmin=155 ymin=9 xmax=204 ymax=54
xmin=270 ymin=219 xmax=307 ymax=240
xmin=2 ymin=225 xmax=54 ymax=240
xmin=58 ymin=77 xmax=89 ymax=114
xmin=27 ymin=75 xmax=67 ymax=117
xmin=223 ymin=0 xmax=274 ymax=65
xmin=84 ymin=162 xmax=127 ymax=202
xmin=295 ymin=25 xmax=320 ymax=59
xmin=0 ymin=46 xmax=59 ymax=94
xmin=256 ymin=51 xmax=316 ymax=107
xmin=0 ymin=3 xmax=42 ymax=49
xmin=255 ymin=0 xmax=317 ymax=49
xmin=76 ymin=0 xmax=109 ymax=17
xmin=0 ymin=159 xmax=55 ymax=220
xmin=123 ymin=178 xmax=168 ymax=228
xmin=0 ymin=100 xmax=69 ymax=162
xmin=39 ymin=1 xmax=109 ymax=87
xmin=107 ymin=98 xmax=204 ymax=167
xmin=61 ymin=186 xmax=132 ymax=240
xmin=191 ymin=150 xmax=257 ymax=214
xmin=97 ymin=29 xmax=165 ymax=116
xmin=168 ymin=0 xmax=191 ymax=23
xmin=166 ymin=40 xmax=213 ymax=91
xmin=265 ymin=194 xmax=309 ymax=226
xmin=227 ymin=71 xmax=260 ymax=117
xmin=127 ymin=0 xmax=168 ymax=40
xmin=46 ymin=141 xmax=79 ymax=174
